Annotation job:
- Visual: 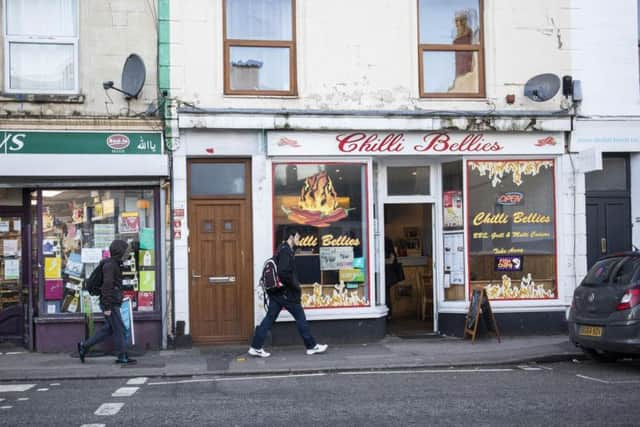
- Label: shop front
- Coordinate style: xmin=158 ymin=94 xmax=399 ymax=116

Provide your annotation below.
xmin=0 ymin=130 xmax=168 ymax=352
xmin=266 ymin=130 xmax=569 ymax=339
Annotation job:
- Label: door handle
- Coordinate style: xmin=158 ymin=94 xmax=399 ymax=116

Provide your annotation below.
xmin=601 ymin=238 xmax=607 ymax=254
xmin=192 ymin=271 xmax=201 ymax=278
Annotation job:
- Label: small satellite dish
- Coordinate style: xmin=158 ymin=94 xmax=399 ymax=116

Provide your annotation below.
xmin=102 ymin=53 xmax=146 ymax=99
xmin=523 ymin=73 xmax=561 ymax=102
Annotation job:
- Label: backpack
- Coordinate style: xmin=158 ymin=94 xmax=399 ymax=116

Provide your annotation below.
xmin=260 ymin=257 xmax=284 ymax=293
xmin=86 ymin=260 xmax=105 ymax=296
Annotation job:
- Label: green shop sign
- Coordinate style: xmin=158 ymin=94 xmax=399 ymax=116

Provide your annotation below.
xmin=0 ymin=131 xmax=162 ymax=155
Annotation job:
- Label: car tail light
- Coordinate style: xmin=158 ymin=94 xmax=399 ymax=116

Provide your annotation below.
xmin=616 ymin=288 xmax=640 ymax=311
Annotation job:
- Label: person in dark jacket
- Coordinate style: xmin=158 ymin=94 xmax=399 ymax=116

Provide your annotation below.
xmin=77 ymin=239 xmax=136 ymax=364
xmin=249 ymin=227 xmax=327 ymax=358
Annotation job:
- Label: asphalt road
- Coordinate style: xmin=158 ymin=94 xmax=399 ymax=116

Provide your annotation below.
xmin=1 ymin=360 xmax=639 ymax=426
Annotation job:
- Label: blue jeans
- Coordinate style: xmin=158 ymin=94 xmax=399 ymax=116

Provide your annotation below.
xmin=84 ymin=306 xmax=126 ymax=355
xmin=251 ymin=293 xmax=317 ymax=350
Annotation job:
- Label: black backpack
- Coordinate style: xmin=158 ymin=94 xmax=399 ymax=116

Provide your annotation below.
xmin=86 ymin=260 xmax=105 ymax=296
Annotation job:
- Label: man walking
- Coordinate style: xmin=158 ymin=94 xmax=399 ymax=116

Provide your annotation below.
xmin=249 ymin=227 xmax=328 ymax=358
xmin=77 ymin=239 xmax=136 ymax=364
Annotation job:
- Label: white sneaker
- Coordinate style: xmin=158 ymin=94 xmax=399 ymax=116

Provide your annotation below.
xmin=306 ymin=344 xmax=328 ymax=355
xmin=248 ymin=347 xmax=271 ymax=358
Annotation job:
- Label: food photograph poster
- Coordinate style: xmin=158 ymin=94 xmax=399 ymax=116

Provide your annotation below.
xmin=466 ymin=160 xmax=557 ymax=300
xmin=273 ymin=163 xmax=370 ymax=309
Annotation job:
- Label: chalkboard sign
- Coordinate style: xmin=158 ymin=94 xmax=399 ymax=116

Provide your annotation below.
xmin=464 ymin=286 xmax=501 ymax=343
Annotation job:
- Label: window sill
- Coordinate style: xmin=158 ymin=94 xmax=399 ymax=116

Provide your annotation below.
xmin=0 ymin=92 xmax=85 ymax=104
xmin=223 ymin=94 xmax=299 ymax=100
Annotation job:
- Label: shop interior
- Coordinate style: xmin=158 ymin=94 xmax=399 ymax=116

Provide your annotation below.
xmin=384 ymin=203 xmax=434 ymax=337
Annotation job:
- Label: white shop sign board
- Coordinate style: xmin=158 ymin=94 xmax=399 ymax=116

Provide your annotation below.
xmin=267 ymin=131 xmax=564 ymax=157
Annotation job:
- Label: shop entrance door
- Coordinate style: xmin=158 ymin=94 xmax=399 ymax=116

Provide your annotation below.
xmin=585 ymin=155 xmax=632 ymax=269
xmin=188 ymin=160 xmax=253 ymax=344
xmin=0 ymin=210 xmax=26 ymax=345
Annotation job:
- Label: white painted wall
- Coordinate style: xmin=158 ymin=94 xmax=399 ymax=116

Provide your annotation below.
xmin=0 ymin=0 xmax=158 ymax=117
xmin=170 ymin=0 xmax=571 ymax=112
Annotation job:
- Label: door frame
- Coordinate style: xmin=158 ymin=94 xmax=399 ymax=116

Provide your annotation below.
xmin=376 ymin=158 xmax=441 ymax=332
xmin=186 ymin=158 xmax=254 ymax=344
xmin=0 ymin=202 xmax=30 ymax=347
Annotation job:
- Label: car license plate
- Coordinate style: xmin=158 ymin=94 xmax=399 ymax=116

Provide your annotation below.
xmin=579 ymin=325 xmax=603 ymax=337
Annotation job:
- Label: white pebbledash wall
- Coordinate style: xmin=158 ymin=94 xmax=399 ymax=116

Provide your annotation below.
xmin=168 ymin=0 xmax=575 ymax=334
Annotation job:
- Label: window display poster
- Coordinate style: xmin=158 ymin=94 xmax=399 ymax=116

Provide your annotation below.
xmin=443 ymin=190 xmax=463 ymax=229
xmin=4 ymin=258 xmax=19 ymax=280
xmin=12 ymin=219 xmax=21 ymax=232
xmin=44 ymin=256 xmax=62 ymax=279
xmin=42 ymin=239 xmax=58 ymax=255
xmin=0 ymin=221 xmax=9 ymax=232
xmin=443 ymin=232 xmax=465 ymax=284
xmin=3 ymin=239 xmax=19 ymax=256
xmin=64 ymin=253 xmax=83 ymax=277
xmin=139 ymin=270 xmax=155 ymax=292
xmin=81 ymin=248 xmax=103 ymax=264
xmin=94 ymin=224 xmax=115 ymax=249
xmin=119 ymin=212 xmax=140 ymax=234
xmin=138 ymin=291 xmax=154 ymax=312
xmin=319 ymin=247 xmax=354 ymax=271
xmin=45 ymin=279 xmax=64 ymax=300
xmin=139 ymin=250 xmax=154 ymax=267
xmin=140 ymin=228 xmax=154 ymax=250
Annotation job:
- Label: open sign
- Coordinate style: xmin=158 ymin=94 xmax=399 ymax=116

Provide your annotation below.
xmin=497 ymin=192 xmax=524 ymax=206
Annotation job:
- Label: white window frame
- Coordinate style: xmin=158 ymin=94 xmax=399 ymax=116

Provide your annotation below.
xmin=3 ymin=0 xmax=80 ymax=95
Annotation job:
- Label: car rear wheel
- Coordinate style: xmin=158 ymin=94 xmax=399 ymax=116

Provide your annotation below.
xmin=582 ymin=347 xmax=622 ymax=363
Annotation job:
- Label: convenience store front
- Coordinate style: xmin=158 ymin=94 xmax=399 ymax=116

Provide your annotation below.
xmin=265 ymin=130 xmax=569 ymax=339
xmin=0 ymin=130 xmax=168 ymax=352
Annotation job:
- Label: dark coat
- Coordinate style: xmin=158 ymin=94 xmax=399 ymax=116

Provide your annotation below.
xmin=274 ymin=242 xmax=302 ymax=303
xmin=100 ymin=240 xmax=128 ymax=311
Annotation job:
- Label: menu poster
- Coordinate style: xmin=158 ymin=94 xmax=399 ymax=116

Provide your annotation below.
xmin=443 ymin=232 xmax=465 ymax=284
xmin=3 ymin=239 xmax=19 ymax=257
xmin=4 ymin=259 xmax=19 ymax=280
xmin=119 ymin=212 xmax=140 ymax=234
xmin=319 ymin=247 xmax=354 ymax=271
xmin=44 ymin=257 xmax=62 ymax=279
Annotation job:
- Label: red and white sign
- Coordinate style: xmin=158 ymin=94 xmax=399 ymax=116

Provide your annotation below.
xmin=267 ymin=132 xmax=564 ymax=156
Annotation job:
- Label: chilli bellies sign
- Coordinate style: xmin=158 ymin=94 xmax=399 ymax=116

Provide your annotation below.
xmin=0 ymin=131 xmax=162 ymax=155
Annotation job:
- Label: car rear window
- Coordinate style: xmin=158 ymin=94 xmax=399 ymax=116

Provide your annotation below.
xmin=613 ymin=257 xmax=640 ymax=286
xmin=583 ymin=257 xmax=624 ymax=286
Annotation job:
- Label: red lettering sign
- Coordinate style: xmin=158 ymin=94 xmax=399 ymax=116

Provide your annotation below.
xmin=335 ymin=132 xmax=503 ymax=154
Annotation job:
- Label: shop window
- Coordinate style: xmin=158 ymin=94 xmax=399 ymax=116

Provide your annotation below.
xmin=442 ymin=161 xmax=465 ymax=301
xmin=387 ymin=166 xmax=430 ymax=196
xmin=224 ymin=0 xmax=297 ymax=95
xmin=273 ymin=163 xmax=369 ymax=308
xmin=467 ymin=160 xmax=557 ymax=300
xmin=40 ymin=189 xmax=157 ymax=315
xmin=189 ymin=163 xmax=246 ymax=196
xmin=4 ymin=0 xmax=79 ymax=94
xmin=418 ymin=0 xmax=485 ymax=98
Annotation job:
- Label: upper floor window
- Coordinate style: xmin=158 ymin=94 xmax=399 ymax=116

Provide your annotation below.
xmin=223 ymin=0 xmax=296 ymax=96
xmin=418 ymin=0 xmax=485 ymax=98
xmin=3 ymin=0 xmax=79 ymax=94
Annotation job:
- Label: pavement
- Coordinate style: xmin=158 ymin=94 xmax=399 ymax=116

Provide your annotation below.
xmin=0 ymin=334 xmax=583 ymax=381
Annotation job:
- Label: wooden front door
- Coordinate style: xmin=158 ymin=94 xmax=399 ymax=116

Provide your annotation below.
xmin=188 ymin=160 xmax=253 ymax=344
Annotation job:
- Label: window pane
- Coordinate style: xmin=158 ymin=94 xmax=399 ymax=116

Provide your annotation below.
xmin=467 ymin=160 xmax=557 ymax=300
xmin=229 ymin=47 xmax=290 ymax=91
xmin=585 ymin=157 xmax=628 ymax=192
xmin=226 ymin=0 xmax=292 ymax=40
xmin=419 ymin=0 xmax=480 ymax=44
xmin=9 ymin=43 xmax=75 ymax=91
xmin=273 ymin=163 xmax=370 ymax=309
xmin=423 ymin=51 xmax=479 ymax=93
xmin=7 ymin=0 xmax=77 ymax=37
xmin=41 ymin=189 xmax=157 ymax=314
xmin=190 ymin=163 xmax=246 ymax=196
xmin=387 ymin=166 xmax=430 ymax=196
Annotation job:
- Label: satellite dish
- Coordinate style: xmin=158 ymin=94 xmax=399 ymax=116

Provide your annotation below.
xmin=523 ymin=73 xmax=561 ymax=102
xmin=102 ymin=53 xmax=146 ymax=99
xmin=121 ymin=54 xmax=146 ymax=99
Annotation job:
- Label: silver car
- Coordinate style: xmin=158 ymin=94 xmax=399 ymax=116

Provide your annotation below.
xmin=568 ymin=253 xmax=640 ymax=362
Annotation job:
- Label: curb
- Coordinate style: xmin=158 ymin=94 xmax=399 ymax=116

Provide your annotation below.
xmin=0 ymin=352 xmax=584 ymax=382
